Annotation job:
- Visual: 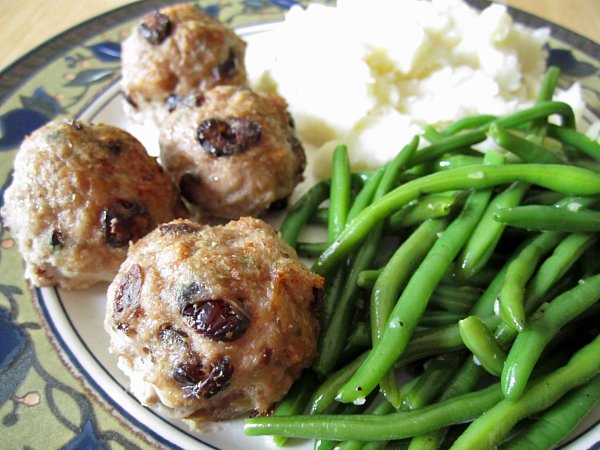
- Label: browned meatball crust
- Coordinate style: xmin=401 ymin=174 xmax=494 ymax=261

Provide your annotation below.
xmin=104 ymin=217 xmax=323 ymax=423
xmin=121 ymin=3 xmax=247 ymax=124
xmin=159 ymin=85 xmax=306 ymax=219
xmin=1 ymin=119 xmax=187 ymax=289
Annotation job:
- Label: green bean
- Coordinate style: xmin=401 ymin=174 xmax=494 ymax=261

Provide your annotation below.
xmin=357 ymin=269 xmax=380 ymax=290
xmin=297 ymin=241 xmax=328 ymax=258
xmin=527 ymin=66 xmax=561 ymax=137
xmin=270 ymin=371 xmax=318 ymax=446
xmin=485 ymin=101 xmax=576 ymax=131
xmin=428 ymin=297 xmax=472 ymax=314
xmin=494 ymin=203 xmax=600 ymax=232
xmin=496 ymin=275 xmax=575 ymax=349
xmin=525 ymin=193 xmax=594 ymax=210
xmin=313 ymin=229 xmax=366 ymax=348
xmin=399 ymin=164 xmax=430 ymax=184
xmin=495 ymin=195 xmax=598 ymax=334
xmin=499 ymin=373 xmax=600 ymax=450
xmin=244 ymin=383 xmax=504 ymax=440
xmin=422 ymin=125 xmax=445 ymax=144
xmin=336 ymin=169 xmax=496 ymax=404
xmin=358 ymin=252 xmax=436 ymax=291
xmin=457 ymin=181 xmax=529 ymax=280
xmin=280 ymin=179 xmax=330 ymax=247
xmin=356 ymin=172 xmax=373 ymax=183
xmin=314 ymin=138 xmax=418 ymax=377
xmin=309 ymin=352 xmax=369 ymax=415
xmin=458 ymin=316 xmax=507 ymax=376
xmin=314 ymin=394 xmax=376 ymax=450
xmin=489 ymin=123 xmax=565 ymax=164
xmin=441 ymin=115 xmax=497 ymax=136
xmin=419 ymin=311 xmax=465 ymax=328
xmin=360 ymin=137 xmax=419 ymax=402
xmin=338 ymin=400 xmax=397 ymax=450
xmin=535 ymin=66 xmax=561 ymax=103
xmin=580 ymin=238 xmax=600 ymax=276
xmin=317 ymin=266 xmax=346 ymax=341
xmin=412 ymin=224 xmax=596 ymax=450
xmin=328 ymin=144 xmax=352 ymax=243
xmin=371 ymin=218 xmax=447 ymax=405
xmin=450 ymin=333 xmax=600 ymax=449
xmin=387 ymin=195 xmax=456 ymax=230
xmin=407 ymin=357 xmax=486 ymax=450
xmin=401 ymin=353 xmax=462 ymax=411
xmin=376 ymin=136 xmax=420 ymax=198
xmin=343 ymin=321 xmax=371 ymax=357
xmin=409 ymin=130 xmax=487 ymax=167
xmin=347 ymin=167 xmax=386 ymax=222
xmin=371 ymin=219 xmax=448 ymax=342
xmin=523 ymin=232 xmax=598 ymax=314
xmin=449 ymin=265 xmax=497 ymax=289
xmin=434 ymin=155 xmax=484 ymax=171
xmin=565 ymin=157 xmax=600 ymax=172
xmin=395 ymin=315 xmax=502 ymax=368
xmin=312 ymin=163 xmax=600 ymax=276
xmin=371 ymin=237 xmax=402 ymax=270
xmin=501 ymin=272 xmax=600 ymax=400
xmin=272 ymin=99 xmax=598 ymax=449
xmin=313 ymin=438 xmax=336 ymax=450
xmin=523 ymin=189 xmax=565 ymax=205
xmin=547 ymin=123 xmax=600 ymax=161
xmin=468 ymin=262 xmax=509 ymax=317
xmin=339 ymin=384 xmax=419 ymax=450
xmin=429 ymin=285 xmax=483 ymax=313
xmin=311 ymin=172 xmax=379 ymax=225
xmin=314 ymin=233 xmax=375 ymax=372
xmin=310 ymin=207 xmax=329 ymax=225
xmin=485 ymin=232 xmax=598 ymax=355
xmin=498 ymin=231 xmax=565 ymax=333
xmin=370 ymin=385 xmax=418 ymax=449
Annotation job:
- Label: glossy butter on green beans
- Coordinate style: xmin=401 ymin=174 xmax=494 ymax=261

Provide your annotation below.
xmin=494 ymin=204 xmax=600 ymax=232
xmin=501 ymin=271 xmax=600 ymax=400
xmin=499 ymin=373 xmax=600 ymax=450
xmin=313 ymin=164 xmax=600 ymax=276
xmin=336 ymin=168 xmax=496 ymax=403
xmin=245 ymin=334 xmax=600 ymax=443
xmin=245 ymin=383 xmax=503 ymax=441
xmin=451 ymin=333 xmax=600 ymax=450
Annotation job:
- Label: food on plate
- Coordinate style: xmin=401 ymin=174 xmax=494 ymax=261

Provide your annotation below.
xmin=246 ymin=0 xmax=584 ymax=178
xmin=121 ymin=3 xmax=247 ymax=125
xmin=159 ymin=85 xmax=306 ymax=219
xmin=1 ymin=119 xmax=187 ymax=290
xmin=104 ymin=217 xmax=323 ymax=423
xmin=244 ymin=73 xmax=600 ymax=448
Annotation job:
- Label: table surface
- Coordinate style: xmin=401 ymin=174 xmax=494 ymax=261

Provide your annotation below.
xmin=0 ymin=0 xmax=599 ymax=72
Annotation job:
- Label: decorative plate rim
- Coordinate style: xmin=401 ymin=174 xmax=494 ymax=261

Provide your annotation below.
xmin=1 ymin=1 xmax=599 ymax=449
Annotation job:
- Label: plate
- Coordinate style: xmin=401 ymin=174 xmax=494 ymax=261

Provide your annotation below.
xmin=1 ymin=1 xmax=599 ymax=449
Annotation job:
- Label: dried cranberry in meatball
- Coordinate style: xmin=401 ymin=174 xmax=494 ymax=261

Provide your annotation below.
xmin=159 ymin=85 xmax=306 ymax=219
xmin=104 ymin=217 xmax=323 ymax=422
xmin=121 ymin=3 xmax=247 ymax=125
xmin=0 ymin=119 xmax=188 ymax=289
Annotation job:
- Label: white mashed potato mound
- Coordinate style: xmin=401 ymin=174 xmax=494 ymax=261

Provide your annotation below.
xmin=245 ymin=0 xmax=583 ymax=179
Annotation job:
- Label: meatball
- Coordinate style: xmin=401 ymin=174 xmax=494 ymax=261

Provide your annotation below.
xmin=121 ymin=3 xmax=247 ymax=125
xmin=104 ymin=217 xmax=323 ymax=423
xmin=159 ymin=85 xmax=306 ymax=219
xmin=1 ymin=119 xmax=187 ymax=289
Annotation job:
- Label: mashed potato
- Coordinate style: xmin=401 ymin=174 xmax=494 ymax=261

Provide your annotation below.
xmin=246 ymin=0 xmax=583 ymax=179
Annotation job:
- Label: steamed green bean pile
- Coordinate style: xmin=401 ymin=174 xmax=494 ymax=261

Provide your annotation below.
xmin=245 ymin=67 xmax=600 ymax=449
